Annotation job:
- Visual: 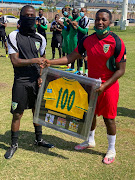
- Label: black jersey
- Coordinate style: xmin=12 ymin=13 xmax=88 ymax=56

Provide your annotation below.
xmin=51 ymin=20 xmax=62 ymax=37
xmin=78 ymin=16 xmax=90 ymax=42
xmin=36 ymin=16 xmax=48 ymax=34
xmin=7 ymin=30 xmax=46 ymax=83
xmin=0 ymin=16 xmax=7 ymax=31
xmin=51 ymin=20 xmax=62 ymax=48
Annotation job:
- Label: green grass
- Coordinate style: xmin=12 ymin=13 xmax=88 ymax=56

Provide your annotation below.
xmin=0 ymin=26 xmax=135 ymax=180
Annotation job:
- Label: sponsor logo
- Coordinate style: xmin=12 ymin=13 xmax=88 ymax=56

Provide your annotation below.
xmin=103 ymin=44 xmax=110 ymax=53
xmin=12 ymin=102 xmax=18 ymax=111
xmin=47 ymin=89 xmax=52 ymax=93
xmin=35 ymin=42 xmax=40 ymax=50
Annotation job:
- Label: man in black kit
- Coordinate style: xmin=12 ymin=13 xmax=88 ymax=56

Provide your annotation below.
xmin=4 ymin=5 xmax=54 ymax=160
xmin=0 ymin=9 xmax=8 ymax=57
xmin=36 ymin=8 xmax=48 ymax=42
xmin=50 ymin=14 xmax=62 ymax=59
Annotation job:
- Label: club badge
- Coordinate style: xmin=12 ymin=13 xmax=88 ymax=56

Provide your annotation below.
xmin=103 ymin=44 xmax=110 ymax=53
xmin=35 ymin=42 xmax=40 ymax=51
xmin=12 ymin=102 xmax=18 ymax=111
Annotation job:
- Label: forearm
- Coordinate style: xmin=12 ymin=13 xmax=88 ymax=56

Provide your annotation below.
xmin=10 ymin=55 xmax=39 ymax=67
xmin=103 ymin=67 xmax=125 ymax=88
xmin=55 ymin=27 xmax=62 ymax=32
xmin=48 ymin=51 xmax=81 ymax=66
xmin=49 ymin=56 xmax=69 ymax=65
xmin=77 ymin=26 xmax=88 ymax=34
xmin=40 ymin=24 xmax=47 ymax=30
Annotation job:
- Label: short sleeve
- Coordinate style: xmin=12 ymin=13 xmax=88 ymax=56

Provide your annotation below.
xmin=7 ymin=31 xmax=18 ymax=54
xmin=110 ymin=32 xmax=126 ymax=63
xmin=4 ymin=16 xmax=7 ymax=23
xmin=84 ymin=17 xmax=90 ymax=29
xmin=115 ymin=38 xmax=126 ymax=63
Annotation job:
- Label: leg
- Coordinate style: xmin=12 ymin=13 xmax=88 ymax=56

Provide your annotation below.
xmin=32 ymin=108 xmax=54 ymax=148
xmin=4 ymin=113 xmax=23 ymax=159
xmin=84 ymin=57 xmax=88 ymax=76
xmin=103 ymin=117 xmax=116 ymax=164
xmin=2 ymin=32 xmax=8 ymax=56
xmin=58 ymin=47 xmax=62 ymax=58
xmin=52 ymin=47 xmax=55 ymax=59
xmin=4 ymin=41 xmax=8 ymax=55
xmin=74 ymin=115 xmax=96 ymax=150
xmin=79 ymin=58 xmax=83 ymax=74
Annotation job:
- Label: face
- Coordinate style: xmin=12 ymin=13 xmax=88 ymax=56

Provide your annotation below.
xmin=22 ymin=7 xmax=36 ymax=17
xmin=80 ymin=8 xmax=86 ymax=14
xmin=95 ymin=12 xmax=110 ymax=30
xmin=39 ymin=10 xmax=43 ymax=16
xmin=65 ymin=7 xmax=70 ymax=14
xmin=55 ymin=15 xmax=59 ymax=22
xmin=72 ymin=9 xmax=78 ymax=18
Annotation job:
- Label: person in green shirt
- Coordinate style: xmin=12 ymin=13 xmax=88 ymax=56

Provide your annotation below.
xmin=58 ymin=6 xmax=72 ymax=68
xmin=60 ymin=6 xmax=72 ymax=57
xmin=72 ymin=7 xmax=90 ymax=76
xmin=66 ymin=8 xmax=81 ymax=71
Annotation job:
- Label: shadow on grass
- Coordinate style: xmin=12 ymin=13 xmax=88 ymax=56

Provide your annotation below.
xmin=0 ymin=130 xmax=105 ymax=159
xmin=117 ymin=107 xmax=135 ymax=118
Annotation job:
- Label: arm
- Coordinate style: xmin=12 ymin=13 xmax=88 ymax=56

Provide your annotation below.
xmin=54 ymin=25 xmax=62 ymax=32
xmin=77 ymin=26 xmax=88 ymax=35
xmin=9 ymin=53 xmax=45 ymax=67
xmin=96 ymin=61 xmax=126 ymax=95
xmin=40 ymin=24 xmax=47 ymax=30
xmin=46 ymin=51 xmax=81 ymax=66
xmin=1 ymin=22 xmax=7 ymax=27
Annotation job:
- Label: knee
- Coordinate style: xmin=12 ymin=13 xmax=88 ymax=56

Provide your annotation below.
xmin=12 ymin=113 xmax=22 ymax=122
xmin=103 ymin=117 xmax=115 ymax=127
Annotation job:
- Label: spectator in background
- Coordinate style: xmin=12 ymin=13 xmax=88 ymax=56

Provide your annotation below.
xmin=72 ymin=7 xmax=90 ymax=76
xmin=50 ymin=14 xmax=62 ymax=59
xmin=0 ymin=9 xmax=8 ymax=58
xmin=36 ymin=8 xmax=48 ymax=42
xmin=59 ymin=6 xmax=72 ymax=57
xmin=65 ymin=8 xmax=81 ymax=71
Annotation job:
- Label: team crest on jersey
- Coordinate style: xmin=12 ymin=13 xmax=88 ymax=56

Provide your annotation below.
xmin=12 ymin=102 xmax=18 ymax=111
xmin=103 ymin=44 xmax=110 ymax=53
xmin=35 ymin=42 xmax=40 ymax=50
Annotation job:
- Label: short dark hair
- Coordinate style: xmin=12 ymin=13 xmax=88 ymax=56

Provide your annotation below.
xmin=39 ymin=8 xmax=43 ymax=11
xmin=96 ymin=9 xmax=112 ymax=21
xmin=55 ymin=14 xmax=59 ymax=18
xmin=20 ymin=5 xmax=35 ymax=16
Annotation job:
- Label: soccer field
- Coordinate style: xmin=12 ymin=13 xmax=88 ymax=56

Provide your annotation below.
xmin=0 ymin=26 xmax=135 ymax=180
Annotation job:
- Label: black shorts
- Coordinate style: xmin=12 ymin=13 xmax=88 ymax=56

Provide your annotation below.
xmin=51 ymin=35 xmax=62 ymax=48
xmin=0 ymin=30 xmax=7 ymax=42
xmin=11 ymin=80 xmax=39 ymax=114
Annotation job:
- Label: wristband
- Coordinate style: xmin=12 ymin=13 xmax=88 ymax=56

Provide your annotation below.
xmin=76 ymin=25 xmax=79 ymax=28
xmin=64 ymin=26 xmax=67 ymax=30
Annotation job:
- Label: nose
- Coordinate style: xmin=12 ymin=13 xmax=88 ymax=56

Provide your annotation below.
xmin=98 ymin=19 xmax=103 ymax=24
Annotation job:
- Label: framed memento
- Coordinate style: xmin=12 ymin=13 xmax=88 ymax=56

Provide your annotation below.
xmin=34 ymin=67 xmax=101 ymax=140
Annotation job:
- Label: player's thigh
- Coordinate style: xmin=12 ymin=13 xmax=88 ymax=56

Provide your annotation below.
xmin=11 ymin=82 xmax=28 ymax=114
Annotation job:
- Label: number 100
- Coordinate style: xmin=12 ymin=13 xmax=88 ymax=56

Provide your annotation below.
xmin=56 ymin=88 xmax=75 ymax=111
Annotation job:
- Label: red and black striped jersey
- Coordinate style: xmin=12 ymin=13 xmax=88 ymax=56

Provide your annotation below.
xmin=74 ymin=32 xmax=126 ymax=81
